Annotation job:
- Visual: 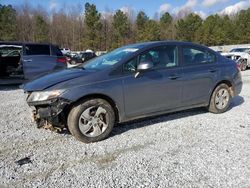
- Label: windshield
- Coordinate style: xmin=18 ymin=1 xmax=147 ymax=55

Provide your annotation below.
xmin=230 ymin=48 xmax=250 ymax=52
xmin=83 ymin=46 xmax=139 ymax=70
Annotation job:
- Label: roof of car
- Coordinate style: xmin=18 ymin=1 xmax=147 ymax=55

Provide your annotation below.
xmin=0 ymin=41 xmax=54 ymax=46
xmin=122 ymin=41 xmax=208 ymax=51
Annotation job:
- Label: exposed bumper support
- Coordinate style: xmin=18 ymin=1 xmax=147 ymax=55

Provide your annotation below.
xmin=29 ymin=98 xmax=71 ymax=131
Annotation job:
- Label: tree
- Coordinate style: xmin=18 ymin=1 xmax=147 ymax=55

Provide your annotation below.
xmin=0 ymin=4 xmax=17 ymax=41
xmin=159 ymin=12 xmax=173 ymax=40
xmin=234 ymin=9 xmax=250 ymax=43
xmin=219 ymin=15 xmax=235 ymax=45
xmin=2 ymin=2 xmax=250 ymax=50
xmin=83 ymin=3 xmax=102 ymax=50
xmin=112 ymin=10 xmax=130 ymax=48
xmin=135 ymin=11 xmax=160 ymax=42
xmin=101 ymin=11 xmax=114 ymax=50
xmin=16 ymin=3 xmax=34 ymax=42
xmin=176 ymin=13 xmax=202 ymax=42
xmin=195 ymin=14 xmax=235 ymax=46
xmin=143 ymin=20 xmax=160 ymax=41
xmin=34 ymin=15 xmax=49 ymax=42
xmin=195 ymin=15 xmax=220 ymax=45
xmin=136 ymin=11 xmax=149 ymax=41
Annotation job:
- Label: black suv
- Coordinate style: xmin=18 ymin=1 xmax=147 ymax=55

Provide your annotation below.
xmin=0 ymin=42 xmax=67 ymax=84
xmin=69 ymin=52 xmax=96 ymax=65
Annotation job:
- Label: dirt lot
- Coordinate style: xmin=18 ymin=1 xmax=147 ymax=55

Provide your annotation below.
xmin=0 ymin=71 xmax=250 ymax=188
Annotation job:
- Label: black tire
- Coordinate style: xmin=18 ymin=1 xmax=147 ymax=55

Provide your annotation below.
xmin=208 ymin=83 xmax=232 ymax=114
xmin=67 ymin=98 xmax=115 ymax=143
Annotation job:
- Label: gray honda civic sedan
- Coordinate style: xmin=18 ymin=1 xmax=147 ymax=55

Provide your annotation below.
xmin=23 ymin=41 xmax=243 ymax=143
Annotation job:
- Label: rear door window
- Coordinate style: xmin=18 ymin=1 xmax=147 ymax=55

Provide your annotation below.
xmin=25 ymin=44 xmax=50 ymax=55
xmin=182 ymin=46 xmax=216 ymax=65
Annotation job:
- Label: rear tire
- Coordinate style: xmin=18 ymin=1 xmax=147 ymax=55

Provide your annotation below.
xmin=67 ymin=98 xmax=115 ymax=143
xmin=208 ymin=83 xmax=232 ymax=114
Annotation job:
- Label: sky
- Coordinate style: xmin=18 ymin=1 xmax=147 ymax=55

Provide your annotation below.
xmin=1 ymin=0 xmax=250 ymax=18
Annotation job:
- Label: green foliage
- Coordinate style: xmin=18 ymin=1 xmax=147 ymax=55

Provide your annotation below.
xmin=83 ymin=3 xmax=102 ymax=50
xmin=136 ymin=11 xmax=149 ymax=29
xmin=160 ymin=12 xmax=172 ymax=26
xmin=196 ymin=15 xmax=236 ymax=46
xmin=136 ymin=11 xmax=149 ymax=41
xmin=34 ymin=15 xmax=49 ymax=42
xmin=143 ymin=20 xmax=160 ymax=41
xmin=2 ymin=2 xmax=250 ymax=50
xmin=0 ymin=4 xmax=17 ymax=41
xmin=234 ymin=9 xmax=250 ymax=44
xmin=112 ymin=10 xmax=130 ymax=48
xmin=135 ymin=11 xmax=160 ymax=42
xmin=176 ymin=13 xmax=202 ymax=42
xmin=159 ymin=12 xmax=173 ymax=40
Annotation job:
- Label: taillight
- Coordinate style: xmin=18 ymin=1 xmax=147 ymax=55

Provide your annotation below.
xmin=57 ymin=57 xmax=66 ymax=64
xmin=236 ymin=63 xmax=241 ymax=71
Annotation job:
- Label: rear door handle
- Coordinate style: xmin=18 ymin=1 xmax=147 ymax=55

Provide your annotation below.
xmin=168 ymin=75 xmax=180 ymax=80
xmin=209 ymin=69 xmax=217 ymax=73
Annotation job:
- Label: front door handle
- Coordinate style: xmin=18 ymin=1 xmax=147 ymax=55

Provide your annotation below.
xmin=168 ymin=75 xmax=180 ymax=80
xmin=23 ymin=59 xmax=32 ymax=62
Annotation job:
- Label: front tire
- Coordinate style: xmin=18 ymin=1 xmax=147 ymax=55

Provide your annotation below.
xmin=208 ymin=84 xmax=232 ymax=114
xmin=68 ymin=98 xmax=115 ymax=143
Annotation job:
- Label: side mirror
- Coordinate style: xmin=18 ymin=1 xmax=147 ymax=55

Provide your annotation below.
xmin=135 ymin=61 xmax=154 ymax=78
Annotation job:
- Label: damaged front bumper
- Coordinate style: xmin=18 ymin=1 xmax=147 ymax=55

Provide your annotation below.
xmin=28 ymin=98 xmax=71 ymax=131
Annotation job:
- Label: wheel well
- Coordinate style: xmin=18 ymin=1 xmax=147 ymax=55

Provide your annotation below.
xmin=64 ymin=94 xmax=120 ymax=123
xmin=213 ymin=80 xmax=234 ymax=97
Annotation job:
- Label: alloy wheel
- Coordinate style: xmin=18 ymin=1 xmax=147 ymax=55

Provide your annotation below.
xmin=215 ymin=88 xmax=230 ymax=110
xmin=78 ymin=106 xmax=108 ymax=137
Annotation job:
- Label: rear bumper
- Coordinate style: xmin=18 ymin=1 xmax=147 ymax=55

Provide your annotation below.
xmin=234 ymin=80 xmax=243 ymax=96
xmin=233 ymin=72 xmax=243 ymax=96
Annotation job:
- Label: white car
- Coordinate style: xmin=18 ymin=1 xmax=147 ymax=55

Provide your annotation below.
xmin=60 ymin=48 xmax=71 ymax=55
xmin=221 ymin=48 xmax=250 ymax=71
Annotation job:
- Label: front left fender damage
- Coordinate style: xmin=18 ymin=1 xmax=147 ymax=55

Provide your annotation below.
xmin=29 ymin=98 xmax=71 ymax=132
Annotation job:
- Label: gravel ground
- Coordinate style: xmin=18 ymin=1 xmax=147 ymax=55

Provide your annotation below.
xmin=0 ymin=71 xmax=250 ymax=188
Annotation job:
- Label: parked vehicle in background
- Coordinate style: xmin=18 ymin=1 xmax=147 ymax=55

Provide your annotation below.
xmin=0 ymin=42 xmax=67 ymax=84
xmin=69 ymin=52 xmax=96 ymax=65
xmin=60 ymin=48 xmax=71 ymax=55
xmin=23 ymin=41 xmax=242 ymax=143
xmin=221 ymin=48 xmax=250 ymax=71
xmin=96 ymin=51 xmax=108 ymax=56
xmin=65 ymin=53 xmax=72 ymax=64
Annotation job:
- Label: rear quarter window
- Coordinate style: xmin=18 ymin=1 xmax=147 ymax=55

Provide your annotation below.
xmin=25 ymin=44 xmax=50 ymax=55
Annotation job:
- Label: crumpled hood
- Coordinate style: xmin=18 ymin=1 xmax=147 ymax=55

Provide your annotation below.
xmin=23 ymin=67 xmax=94 ymax=92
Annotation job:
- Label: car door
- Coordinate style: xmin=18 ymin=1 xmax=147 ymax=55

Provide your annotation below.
xmin=180 ymin=45 xmax=219 ymax=107
xmin=122 ymin=45 xmax=182 ymax=118
xmin=22 ymin=44 xmax=56 ymax=80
